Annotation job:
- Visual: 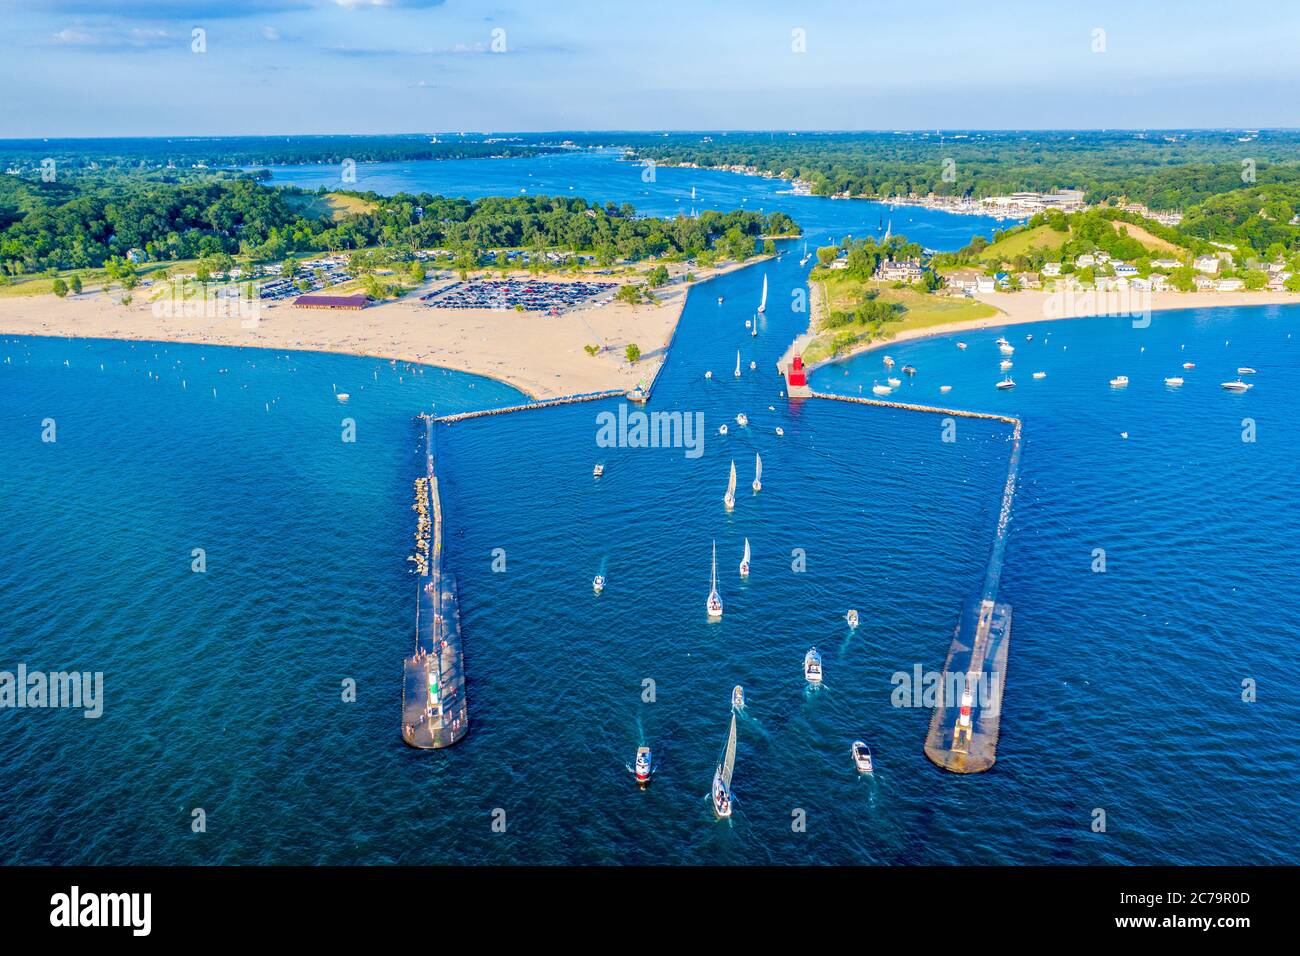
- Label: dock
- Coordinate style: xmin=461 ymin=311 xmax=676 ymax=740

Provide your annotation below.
xmin=402 ymin=415 xmax=469 ymax=749
xmin=435 ymin=389 xmax=622 ymax=424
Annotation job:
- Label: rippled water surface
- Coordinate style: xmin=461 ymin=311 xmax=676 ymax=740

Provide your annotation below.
xmin=2 ymin=151 xmax=1295 ymax=864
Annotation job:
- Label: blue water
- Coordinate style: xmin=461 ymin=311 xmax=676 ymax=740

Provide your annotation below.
xmin=2 ymin=150 xmax=1295 ymax=864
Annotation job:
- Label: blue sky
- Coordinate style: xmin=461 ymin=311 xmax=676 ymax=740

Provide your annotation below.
xmin=1 ymin=0 xmax=1296 ymax=136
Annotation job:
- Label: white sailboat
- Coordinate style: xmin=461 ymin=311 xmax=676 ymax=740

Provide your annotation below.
xmin=707 ymin=541 xmax=724 ymax=619
xmin=757 ymin=274 xmax=767 ymax=313
xmin=752 ymin=453 xmax=762 ymax=493
xmin=734 ymin=350 xmax=741 ymax=378
xmin=750 ymin=316 xmax=757 ymax=337
xmin=723 ymin=461 xmax=737 ymax=511
xmin=799 ymin=242 xmax=810 ymax=266
xmin=691 ymin=185 xmax=697 ymax=200
xmin=739 ymin=538 xmax=750 ymax=577
xmin=711 ymin=712 xmax=737 ymax=819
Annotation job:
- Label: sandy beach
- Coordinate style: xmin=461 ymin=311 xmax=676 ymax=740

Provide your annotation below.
xmin=796 ymin=287 xmax=1299 ymax=373
xmin=0 ymin=257 xmax=764 ymax=400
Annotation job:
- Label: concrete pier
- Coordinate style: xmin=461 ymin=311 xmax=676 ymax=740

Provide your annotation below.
xmin=402 ymin=415 xmax=469 ymax=749
xmin=436 ymin=389 xmax=622 ymax=424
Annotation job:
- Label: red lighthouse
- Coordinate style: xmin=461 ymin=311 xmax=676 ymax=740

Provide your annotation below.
xmin=785 ymin=354 xmax=811 ymax=397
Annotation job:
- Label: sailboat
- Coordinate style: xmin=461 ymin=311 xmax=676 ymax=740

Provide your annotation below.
xmin=707 ymin=541 xmax=724 ymax=619
xmin=691 ymin=185 xmax=697 ymax=200
xmin=711 ymin=712 xmax=737 ymax=819
xmin=752 ymin=453 xmax=762 ymax=493
xmin=750 ymin=316 xmax=757 ymax=337
xmin=757 ymin=274 xmax=767 ymax=313
xmin=734 ymin=350 xmax=741 ymax=378
xmin=739 ymin=538 xmax=750 ymax=577
xmin=799 ymin=241 xmax=810 ymax=266
xmin=723 ymin=461 xmax=737 ymax=511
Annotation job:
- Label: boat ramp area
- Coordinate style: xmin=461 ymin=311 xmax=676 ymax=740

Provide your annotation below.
xmin=402 ymin=415 xmax=469 ymax=749
xmin=807 ymin=389 xmax=1023 ymax=773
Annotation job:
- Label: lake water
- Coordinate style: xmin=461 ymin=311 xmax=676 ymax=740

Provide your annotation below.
xmin=1 ymin=150 xmax=1294 ymax=864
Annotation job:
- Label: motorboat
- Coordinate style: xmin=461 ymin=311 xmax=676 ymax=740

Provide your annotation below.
xmin=1237 ymin=367 xmax=1257 ymax=375
xmin=846 ymin=609 xmax=859 ymax=629
xmin=592 ymin=574 xmax=606 ymax=593
xmin=335 ymin=392 xmax=350 ymax=402
xmin=592 ymin=463 xmax=604 ymax=477
xmin=634 ymin=746 xmax=652 ymax=786
xmin=999 ymin=343 xmax=1015 ymax=356
xmin=732 ymin=685 xmax=745 ymax=711
xmin=902 ymin=365 xmax=917 ymax=376
xmin=956 ymin=342 xmax=967 ymax=350
xmin=705 ymin=370 xmax=712 ymax=379
xmin=717 ymin=296 xmax=724 ymax=305
xmin=883 ymin=355 xmax=896 ymax=367
xmin=1025 ymin=334 xmax=1033 ymax=342
xmin=735 ymin=413 xmax=748 ymax=427
xmin=939 ymin=385 xmax=953 ymax=393
xmin=1182 ymin=362 xmax=1195 ymax=369
xmin=996 ymin=377 xmax=1015 ymax=390
xmin=872 ymin=384 xmax=892 ymax=396
xmin=707 ymin=541 xmax=724 ymax=619
xmin=1000 ymin=360 xmax=1013 ymax=371
xmin=718 ymin=424 xmax=728 ymax=436
xmin=1221 ymin=380 xmax=1252 ymax=391
xmin=1164 ymin=377 xmax=1184 ymax=386
xmin=775 ymin=426 xmax=784 ymax=436
xmin=1109 ymin=376 xmax=1129 ymax=387
xmin=887 ymin=377 xmax=902 ymax=387
xmin=1032 ymin=371 xmax=1046 ymax=379
xmin=804 ymin=646 xmax=823 ymax=683
xmin=749 ymin=360 xmax=756 ymax=369
xmin=851 ymin=740 xmax=874 ymax=773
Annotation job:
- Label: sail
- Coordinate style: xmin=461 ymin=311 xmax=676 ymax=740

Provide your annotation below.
xmin=727 ymin=461 xmax=737 ymax=498
xmin=754 ymin=453 xmax=762 ymax=484
xmin=711 ymin=541 xmax=717 ymax=590
xmin=759 ymin=274 xmax=768 ymax=311
xmin=721 ymin=713 xmax=737 ymax=787
xmin=742 ymin=538 xmax=750 ymax=564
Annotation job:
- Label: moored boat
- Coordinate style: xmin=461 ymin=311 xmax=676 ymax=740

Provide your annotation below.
xmin=996 ymin=376 xmax=1015 ymax=390
xmin=939 ymin=385 xmax=953 ymax=393
xmin=1238 ymin=367 xmax=1257 ymax=375
xmin=872 ymin=383 xmax=892 ymax=396
xmin=1221 ymin=379 xmax=1252 ymax=391
xmin=1109 ymin=375 xmax=1129 ymax=387
xmin=1032 ymin=371 xmax=1046 ymax=379
xmin=1164 ymin=376 xmax=1184 ymax=386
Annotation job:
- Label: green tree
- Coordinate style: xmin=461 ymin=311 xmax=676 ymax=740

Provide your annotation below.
xmin=52 ymin=277 xmax=68 ymax=297
xmin=625 ymin=343 xmax=641 ymax=364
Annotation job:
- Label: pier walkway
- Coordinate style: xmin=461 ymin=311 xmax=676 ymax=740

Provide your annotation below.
xmin=402 ymin=415 xmax=469 ymax=749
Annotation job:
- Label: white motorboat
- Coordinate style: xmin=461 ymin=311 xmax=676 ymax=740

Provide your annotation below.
xmin=956 ymin=342 xmax=967 ymax=350
xmin=739 ymin=538 xmax=750 ymax=577
xmin=775 ymin=427 xmax=784 ymax=436
xmin=1164 ymin=376 xmax=1184 ymax=386
xmin=711 ymin=713 xmax=737 ymax=819
xmin=592 ymin=463 xmax=604 ymax=477
xmin=1032 ymin=371 xmax=1046 ymax=379
xmin=996 ymin=377 xmax=1015 ymax=390
xmin=592 ymin=574 xmax=606 ymax=594
xmin=751 ymin=453 xmax=762 ymax=493
xmin=804 ymin=646 xmax=823 ymax=684
xmin=1109 ymin=376 xmax=1129 ymax=387
xmin=717 ymin=296 xmax=724 ymax=305
xmin=887 ymin=376 xmax=902 ymax=387
xmin=939 ymin=385 xmax=953 ymax=393
xmin=999 ymin=343 xmax=1015 ymax=356
xmin=635 ymin=746 xmax=652 ymax=786
xmin=736 ymin=413 xmax=748 ymax=427
xmin=872 ymin=384 xmax=892 ymax=396
xmin=883 ymin=355 xmax=895 ymax=368
xmin=335 ymin=392 xmax=350 ymax=402
xmin=846 ymin=609 xmax=859 ymax=629
xmin=749 ymin=360 xmax=756 ymax=369
xmin=851 ymin=740 xmax=874 ymax=774
xmin=723 ymin=461 xmax=737 ymax=511
xmin=1025 ymin=334 xmax=1033 ymax=341
xmin=1182 ymin=362 xmax=1195 ymax=369
xmin=732 ymin=685 xmax=745 ymax=711
xmin=1221 ymin=380 xmax=1252 ymax=391
xmin=707 ymin=541 xmax=724 ymax=619
xmin=705 ymin=370 xmax=713 ymax=379
xmin=1237 ymin=367 xmax=1257 ymax=375
xmin=719 ymin=424 xmax=728 ymax=435
xmin=1000 ymin=360 xmax=1013 ymax=371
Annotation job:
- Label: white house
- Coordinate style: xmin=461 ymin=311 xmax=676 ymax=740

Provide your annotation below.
xmin=1075 ymin=253 xmax=1096 ymax=268
xmin=1150 ymin=258 xmax=1181 ymax=271
xmin=1216 ymin=278 xmax=1244 ymax=292
xmin=1041 ymin=261 xmax=1062 ymax=277
xmin=976 ymin=277 xmax=997 ymax=294
xmin=1114 ymin=263 xmax=1138 ymax=278
xmin=1193 ymin=255 xmax=1220 ymax=275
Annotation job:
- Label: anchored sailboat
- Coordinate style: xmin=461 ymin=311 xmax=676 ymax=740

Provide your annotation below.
xmin=723 ymin=461 xmax=737 ymax=511
xmin=712 ymin=712 xmax=737 ymax=819
xmin=757 ymin=274 xmax=767 ymax=313
xmin=707 ymin=541 xmax=724 ymax=619
xmin=752 ymin=453 xmax=762 ymax=493
xmin=739 ymin=538 xmax=750 ymax=577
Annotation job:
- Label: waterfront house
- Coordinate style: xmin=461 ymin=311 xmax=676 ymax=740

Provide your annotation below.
xmin=1193 ymin=275 xmax=1218 ymax=290
xmin=1193 ymin=255 xmax=1221 ymax=274
xmin=1150 ymin=258 xmax=1182 ymax=271
xmin=976 ymin=277 xmax=997 ymax=294
xmin=1041 ymin=261 xmax=1062 ymax=277
xmin=1075 ymin=253 xmax=1096 ymax=268
xmin=1114 ymin=263 xmax=1139 ymax=278
xmin=875 ymin=257 xmax=924 ymax=284
xmin=1216 ymin=278 xmax=1244 ymax=292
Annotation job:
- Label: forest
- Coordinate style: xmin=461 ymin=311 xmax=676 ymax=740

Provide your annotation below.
xmin=0 ymin=171 xmax=798 ymax=277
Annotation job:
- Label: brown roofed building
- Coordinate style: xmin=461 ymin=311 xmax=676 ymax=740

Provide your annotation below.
xmin=293 ymin=294 xmax=369 ymax=310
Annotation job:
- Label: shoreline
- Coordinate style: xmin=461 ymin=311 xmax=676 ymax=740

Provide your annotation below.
xmin=795 ymin=287 xmax=1300 ymax=376
xmin=0 ymin=255 xmax=767 ymax=401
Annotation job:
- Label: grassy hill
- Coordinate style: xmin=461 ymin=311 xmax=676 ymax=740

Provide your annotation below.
xmin=286 ymin=191 xmax=378 ymax=222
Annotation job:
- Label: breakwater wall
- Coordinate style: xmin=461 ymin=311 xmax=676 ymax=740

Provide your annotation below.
xmin=809 ymin=390 xmax=1023 ymax=774
xmin=402 ymin=414 xmax=469 ymax=749
xmin=435 ymin=389 xmax=622 ymax=425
